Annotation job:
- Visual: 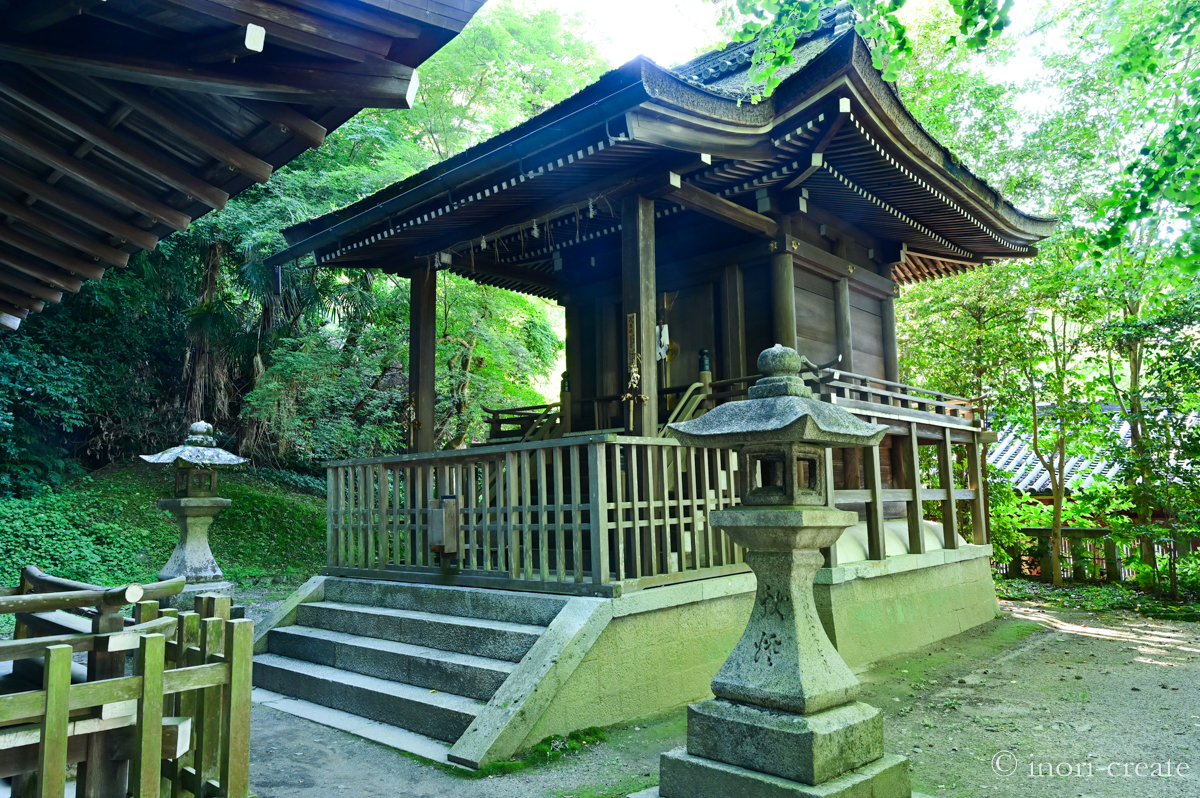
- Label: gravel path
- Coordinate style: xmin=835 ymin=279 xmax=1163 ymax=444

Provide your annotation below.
xmin=248 ymin=599 xmax=1199 ymax=798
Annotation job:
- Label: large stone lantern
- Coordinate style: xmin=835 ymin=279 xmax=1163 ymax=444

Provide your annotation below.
xmin=141 ymin=421 xmax=247 ymax=604
xmin=637 ymin=345 xmax=912 ymax=798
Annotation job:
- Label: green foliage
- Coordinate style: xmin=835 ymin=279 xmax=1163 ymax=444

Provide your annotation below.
xmin=0 ymin=0 xmax=601 ymax=492
xmin=439 ymin=727 xmax=608 ymax=779
xmin=995 ymin=579 xmax=1199 ymax=617
xmin=0 ymin=465 xmax=326 ymax=599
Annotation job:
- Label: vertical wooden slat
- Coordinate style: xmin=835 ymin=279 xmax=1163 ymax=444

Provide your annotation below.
xmin=967 ymin=435 xmax=986 ymax=544
xmin=423 ymin=466 xmax=435 ymax=566
xmin=938 ymin=427 xmax=960 ymax=549
xmin=696 ymin=448 xmax=714 ymax=567
xmin=506 ymin=451 xmax=520 ymax=578
xmin=686 ymin=448 xmax=700 ymax=566
xmin=571 ymin=446 xmax=584 ymax=582
xmin=537 ymin=449 xmax=549 ymax=581
xmin=644 ymin=444 xmax=658 ymax=576
xmin=588 ymin=442 xmax=610 ymax=584
xmin=467 ymin=463 xmax=479 ymax=569
xmin=326 ymin=467 xmax=335 ymax=567
xmin=611 ymin=443 xmax=626 ymax=581
xmin=133 ymin=634 xmax=165 ymax=798
xmin=39 ymin=644 xmax=72 ymax=798
xmin=334 ymin=467 xmax=345 ymax=567
xmin=822 ymin=447 xmax=839 ymax=567
xmin=864 ymin=442 xmax=886 ymax=561
xmin=171 ymin=613 xmax=200 ymax=798
xmin=675 ymin=447 xmax=691 ymax=571
xmin=521 ymin=450 xmax=534 ymax=580
xmin=195 ymin=616 xmax=223 ymax=790
xmin=553 ymin=447 xmax=566 ymax=581
xmin=659 ymin=445 xmax=674 ymax=573
xmin=378 ymin=464 xmax=389 ymax=568
xmin=366 ymin=465 xmax=377 ymax=570
xmin=904 ymin=423 xmax=926 ymax=555
xmin=220 ymin=620 xmax=253 ymax=798
xmin=482 ymin=460 xmax=493 ymax=571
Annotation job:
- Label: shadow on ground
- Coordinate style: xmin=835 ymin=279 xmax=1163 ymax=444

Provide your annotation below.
xmin=249 ymin=601 xmax=1199 ymax=798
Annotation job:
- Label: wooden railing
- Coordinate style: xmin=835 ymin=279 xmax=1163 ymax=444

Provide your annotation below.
xmin=1 ymin=568 xmax=253 ymax=798
xmin=325 ymin=435 xmax=745 ymax=594
xmin=808 ymin=369 xmax=978 ymax=422
xmin=483 ymin=401 xmax=565 ymax=443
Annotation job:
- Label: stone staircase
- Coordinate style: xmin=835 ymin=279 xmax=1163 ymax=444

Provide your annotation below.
xmin=252 ymin=578 xmax=571 ymax=748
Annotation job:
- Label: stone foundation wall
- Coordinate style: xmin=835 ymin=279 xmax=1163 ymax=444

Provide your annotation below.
xmin=519 ymin=547 xmax=998 ymax=749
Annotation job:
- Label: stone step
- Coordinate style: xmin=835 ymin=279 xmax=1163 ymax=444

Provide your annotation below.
xmin=296 ymin=601 xmax=545 ymax=663
xmin=267 ymin=626 xmax=514 ymax=701
xmin=323 ymin=578 xmax=568 ymax=626
xmin=252 ymin=654 xmax=484 ymax=743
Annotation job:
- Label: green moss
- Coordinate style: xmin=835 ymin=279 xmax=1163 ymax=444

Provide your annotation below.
xmin=995 ymin=577 xmax=1200 ymax=619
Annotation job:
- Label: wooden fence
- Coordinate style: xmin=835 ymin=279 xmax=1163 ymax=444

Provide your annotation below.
xmin=1 ymin=567 xmax=253 ymax=798
xmin=325 ymin=435 xmax=745 ymax=594
xmin=1010 ymin=528 xmax=1200 ymax=584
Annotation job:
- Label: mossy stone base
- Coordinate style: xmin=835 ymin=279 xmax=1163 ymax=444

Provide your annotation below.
xmin=658 ymin=748 xmax=911 ymax=798
xmin=687 ymin=699 xmax=882 ymax=786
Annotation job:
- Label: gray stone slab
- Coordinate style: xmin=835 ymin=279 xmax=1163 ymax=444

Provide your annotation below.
xmin=252 ymin=654 xmax=482 ymax=743
xmin=659 ymin=748 xmax=911 ymax=798
xmin=325 ymin=578 xmax=569 ymax=626
xmin=686 ymin=699 xmax=883 ymax=786
xmin=268 ymin=626 xmax=514 ymax=700
xmin=296 ymin=601 xmax=545 ymax=662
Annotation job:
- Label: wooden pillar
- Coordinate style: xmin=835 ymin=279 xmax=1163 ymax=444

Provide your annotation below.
xmin=967 ymin=434 xmax=986 ymax=544
xmin=409 ymin=265 xmax=437 ymax=453
xmin=564 ymin=300 xmax=582 ymax=430
xmin=621 ymin=195 xmax=658 ymax=436
xmin=834 ymin=277 xmax=855 ymax=373
xmin=770 ymin=251 xmax=796 ymax=349
xmin=720 ymin=263 xmax=746 ymax=380
xmin=863 ymin=441 xmax=886 ymax=561
xmin=937 ymin=426 xmax=960 ymax=549
xmin=834 ymin=278 xmax=861 ymax=489
xmin=903 ymin=422 xmax=925 ymax=554
xmin=77 ymin=608 xmax=128 ymax=797
xmin=881 ymin=296 xmax=900 ymax=383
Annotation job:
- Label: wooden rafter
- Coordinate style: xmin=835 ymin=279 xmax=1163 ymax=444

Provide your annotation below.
xmin=7 ymin=0 xmax=107 ymax=33
xmin=0 ymin=158 xmax=159 ymax=250
xmin=0 ymin=71 xmax=230 ymax=210
xmin=183 ymin=24 xmax=268 ymax=64
xmin=648 ymin=173 xmax=779 ymax=238
xmin=0 ymin=269 xmax=64 ymax=304
xmin=0 ymin=226 xmax=106 ymax=281
xmin=239 ymin=99 xmax=325 ymax=149
xmin=0 ymin=195 xmax=129 ymax=267
xmin=91 ymin=79 xmax=274 ymax=184
xmin=0 ymin=248 xmax=84 ymax=293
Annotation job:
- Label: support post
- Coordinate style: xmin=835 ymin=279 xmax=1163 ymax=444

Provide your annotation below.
xmin=903 ymin=422 xmax=925 ymax=554
xmin=1104 ymin=538 xmax=1121 ymax=582
xmin=77 ymin=608 xmax=129 ymax=797
xmin=770 ymin=249 xmax=796 ymax=349
xmin=409 ymin=264 xmax=437 ymax=452
xmin=621 ymin=195 xmax=658 ymax=436
xmin=720 ymin=263 xmax=746 ymax=381
xmin=587 ymin=442 xmax=609 ymax=584
xmin=881 ymin=295 xmax=900 ymax=388
xmin=863 ymin=441 xmax=886 ymax=560
xmin=834 ymin=277 xmax=855 ymax=373
xmin=938 ymin=427 xmax=959 ymax=549
xmin=967 ymin=434 xmax=986 ymax=544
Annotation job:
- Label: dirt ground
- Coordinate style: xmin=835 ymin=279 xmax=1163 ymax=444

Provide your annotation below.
xmin=248 ymin=599 xmax=1199 ymax=798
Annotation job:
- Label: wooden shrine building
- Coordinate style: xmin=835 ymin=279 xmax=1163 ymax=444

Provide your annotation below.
xmin=0 ymin=0 xmax=482 ymax=331
xmin=251 ymin=5 xmax=1057 ymax=766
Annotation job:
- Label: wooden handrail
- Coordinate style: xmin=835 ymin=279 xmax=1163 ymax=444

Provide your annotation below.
xmin=8 ymin=567 xmax=186 ymax=614
xmin=0 ymin=615 xmax=179 ymax=662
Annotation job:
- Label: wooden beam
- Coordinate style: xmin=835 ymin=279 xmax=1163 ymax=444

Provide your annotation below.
xmin=881 ymin=296 xmax=899 ymax=383
xmin=0 ymin=195 xmax=128 ymax=267
xmin=7 ymin=0 xmax=107 ymax=33
xmin=183 ymin=23 xmax=267 ymax=63
xmin=782 ymin=101 xmax=849 ymax=191
xmin=272 ymin=0 xmax=421 ymax=38
xmin=620 ymin=194 xmax=657 ymax=436
xmin=92 ymin=79 xmax=274 ymax=184
xmin=938 ymin=426 xmax=960 ymax=549
xmin=0 ymin=120 xmax=191 ymax=231
xmin=834 ymin=277 xmax=854 ymax=373
xmin=650 ymin=173 xmax=779 ymax=238
xmin=0 ymin=248 xmax=83 ymax=292
xmin=0 ymin=42 xmax=419 ymax=109
xmin=0 ymin=226 xmax=105 ymax=280
xmin=863 ymin=441 xmax=886 ymax=560
xmin=0 ymin=286 xmax=45 ymax=313
xmin=0 ymin=310 xmax=20 ymax=330
xmin=239 ymin=99 xmax=326 ymax=149
xmin=0 ymin=158 xmax=158 ymax=250
xmin=719 ymin=263 xmax=745 ymax=381
xmin=967 ymin=434 xmax=986 ymax=545
xmin=0 ymin=269 xmax=63 ymax=303
xmin=0 ymin=72 xmax=229 ymax=210
xmin=148 ymin=0 xmax=392 ymax=62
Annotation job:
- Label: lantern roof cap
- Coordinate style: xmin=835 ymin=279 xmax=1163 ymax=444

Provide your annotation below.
xmin=668 ymin=346 xmax=887 ymax=449
xmin=140 ymin=422 xmax=249 ymax=468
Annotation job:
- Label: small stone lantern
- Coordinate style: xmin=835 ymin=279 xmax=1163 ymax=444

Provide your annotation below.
xmin=141 ymin=422 xmax=247 ymax=604
xmin=637 ymin=345 xmax=912 ymax=798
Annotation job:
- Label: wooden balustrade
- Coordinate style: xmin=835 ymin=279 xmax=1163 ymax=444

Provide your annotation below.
xmin=0 ymin=572 xmax=252 ymax=798
xmin=325 ymin=435 xmax=744 ymax=594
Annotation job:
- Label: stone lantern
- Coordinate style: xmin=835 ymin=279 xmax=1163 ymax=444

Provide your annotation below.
xmin=141 ymin=421 xmax=247 ymax=605
xmin=637 ymin=345 xmax=912 ymax=798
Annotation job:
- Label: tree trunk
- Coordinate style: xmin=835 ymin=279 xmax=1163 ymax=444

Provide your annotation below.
xmin=1050 ymin=484 xmax=1064 ymax=587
